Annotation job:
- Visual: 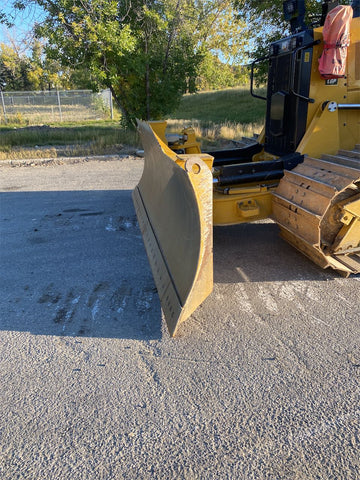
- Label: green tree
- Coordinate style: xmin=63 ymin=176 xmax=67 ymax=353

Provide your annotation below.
xmin=1 ymin=0 xmax=256 ymax=123
xmin=0 ymin=43 xmax=32 ymax=90
xmin=198 ymin=55 xmax=248 ymax=90
xmin=0 ymin=39 xmax=74 ymax=91
xmin=196 ymin=0 xmax=250 ymax=64
xmin=194 ymin=0 xmax=251 ymax=89
xmin=28 ymin=40 xmax=75 ymax=90
xmin=1 ymin=0 xmax=203 ymax=126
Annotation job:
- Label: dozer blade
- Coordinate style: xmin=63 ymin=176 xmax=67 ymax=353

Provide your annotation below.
xmin=133 ymin=121 xmax=213 ymax=336
xmin=272 ymin=150 xmax=360 ymax=276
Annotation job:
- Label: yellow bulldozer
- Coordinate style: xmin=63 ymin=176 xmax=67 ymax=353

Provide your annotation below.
xmin=133 ymin=0 xmax=360 ymax=336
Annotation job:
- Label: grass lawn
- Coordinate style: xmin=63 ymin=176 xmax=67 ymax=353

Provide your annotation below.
xmin=0 ymin=86 xmax=267 ymax=159
xmin=0 ymin=121 xmax=139 ymax=160
xmin=170 ymin=86 xmax=266 ymax=124
xmin=168 ymin=86 xmax=266 ymax=148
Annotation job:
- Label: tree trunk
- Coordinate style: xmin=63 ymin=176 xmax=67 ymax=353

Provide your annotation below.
xmin=144 ymin=35 xmax=150 ymax=120
xmin=108 ymin=84 xmax=135 ymax=128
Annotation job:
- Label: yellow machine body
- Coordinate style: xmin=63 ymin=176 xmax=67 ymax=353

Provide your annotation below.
xmin=272 ymin=16 xmax=360 ymax=276
xmin=133 ymin=122 xmax=213 ymax=336
xmin=299 ymin=19 xmax=360 ymax=156
xmin=133 ymin=14 xmax=360 ymax=335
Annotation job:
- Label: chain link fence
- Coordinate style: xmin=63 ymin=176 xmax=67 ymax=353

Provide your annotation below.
xmin=0 ymin=89 xmax=114 ymax=124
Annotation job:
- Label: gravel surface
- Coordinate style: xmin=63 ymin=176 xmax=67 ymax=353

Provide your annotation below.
xmin=0 ymin=157 xmax=359 ymax=479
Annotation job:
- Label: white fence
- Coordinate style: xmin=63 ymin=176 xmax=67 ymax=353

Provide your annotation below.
xmin=0 ymin=89 xmax=114 ymax=124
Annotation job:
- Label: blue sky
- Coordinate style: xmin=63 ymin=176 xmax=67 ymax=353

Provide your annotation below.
xmin=0 ymin=3 xmax=45 ymax=46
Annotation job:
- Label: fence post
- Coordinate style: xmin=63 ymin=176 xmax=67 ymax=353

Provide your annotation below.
xmin=109 ymin=89 xmax=114 ymax=120
xmin=0 ymin=90 xmax=7 ymax=124
xmin=57 ymin=90 xmax=63 ymax=122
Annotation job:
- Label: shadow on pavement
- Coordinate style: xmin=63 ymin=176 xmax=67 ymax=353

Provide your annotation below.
xmin=213 ymin=221 xmax=343 ymax=284
xmin=1 ymin=189 xmax=162 ymax=340
xmin=2 ymin=190 xmax=354 ymax=341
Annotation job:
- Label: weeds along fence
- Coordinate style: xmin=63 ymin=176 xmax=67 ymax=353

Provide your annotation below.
xmin=0 ymin=89 xmax=114 ymax=125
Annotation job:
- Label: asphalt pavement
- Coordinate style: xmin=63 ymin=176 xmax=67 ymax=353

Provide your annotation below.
xmin=0 ymin=157 xmax=359 ymax=479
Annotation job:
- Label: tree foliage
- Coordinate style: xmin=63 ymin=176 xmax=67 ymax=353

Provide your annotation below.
xmin=27 ymin=40 xmax=70 ymax=90
xmin=198 ymin=55 xmax=248 ymax=90
xmin=2 ymin=1 xmax=345 ymax=121
xmin=0 ymin=43 xmax=30 ymax=90
xmin=1 ymin=0 xmax=254 ymax=125
xmin=0 ymin=40 xmax=75 ymax=90
xmin=2 ymin=0 xmax=204 ymax=126
xmin=194 ymin=0 xmax=251 ymax=89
